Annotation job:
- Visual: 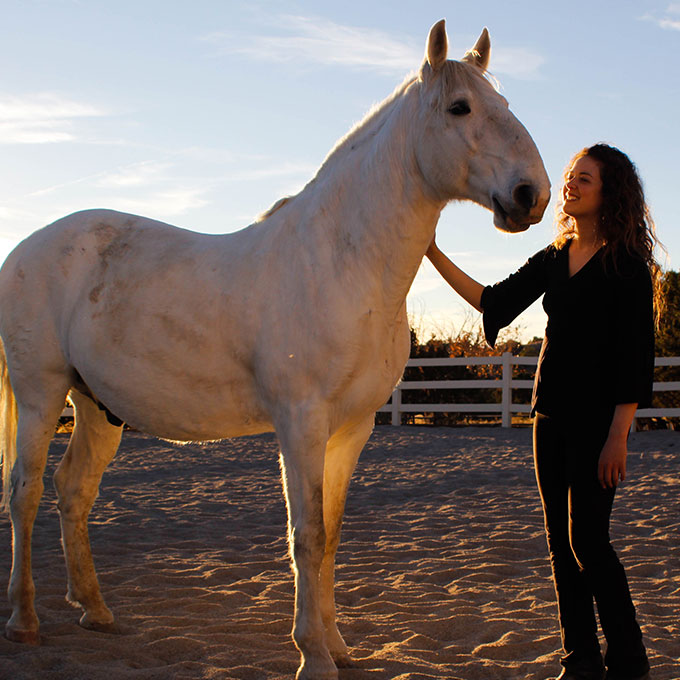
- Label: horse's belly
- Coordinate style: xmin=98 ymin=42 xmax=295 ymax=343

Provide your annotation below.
xmin=145 ymin=406 xmax=274 ymax=443
xmin=72 ymin=323 xmax=274 ymax=442
xmin=83 ymin=374 xmax=274 ymax=442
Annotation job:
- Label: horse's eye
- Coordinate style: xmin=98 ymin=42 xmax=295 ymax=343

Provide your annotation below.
xmin=448 ymin=100 xmax=471 ymax=116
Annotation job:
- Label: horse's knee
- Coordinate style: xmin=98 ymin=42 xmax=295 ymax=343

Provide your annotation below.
xmin=290 ymin=523 xmax=326 ymax=568
xmin=54 ymin=461 xmax=103 ymax=520
xmin=55 ymin=494 xmax=90 ymax=522
xmin=9 ymin=474 xmax=44 ymax=520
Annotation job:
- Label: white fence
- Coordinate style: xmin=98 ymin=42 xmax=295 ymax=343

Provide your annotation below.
xmin=378 ymin=353 xmax=680 ymax=429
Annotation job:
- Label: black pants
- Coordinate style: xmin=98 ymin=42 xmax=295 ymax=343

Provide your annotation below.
xmin=533 ymin=412 xmax=649 ymax=678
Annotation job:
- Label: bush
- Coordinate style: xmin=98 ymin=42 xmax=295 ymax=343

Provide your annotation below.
xmin=376 ymin=323 xmax=533 ymax=426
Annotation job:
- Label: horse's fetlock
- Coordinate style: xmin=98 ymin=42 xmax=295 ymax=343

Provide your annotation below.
xmin=295 ymin=651 xmax=339 ymax=680
xmin=65 ymin=588 xmax=80 ymax=608
xmin=292 ymin=620 xmax=311 ymax=649
xmin=8 ymin=582 xmax=35 ymax=610
xmin=292 ymin=623 xmax=331 ymax=666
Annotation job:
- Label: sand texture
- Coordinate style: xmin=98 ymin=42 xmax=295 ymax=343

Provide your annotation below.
xmin=1 ymin=426 xmax=678 ymax=680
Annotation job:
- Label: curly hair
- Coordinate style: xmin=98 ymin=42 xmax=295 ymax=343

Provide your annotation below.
xmin=554 ymin=143 xmax=665 ymax=323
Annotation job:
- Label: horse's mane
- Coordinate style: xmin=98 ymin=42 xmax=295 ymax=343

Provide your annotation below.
xmin=319 ymin=74 xmax=419 ymax=168
xmin=315 ymin=59 xmax=493 ymax=178
xmin=255 ymin=76 xmax=418 ymax=223
xmin=256 ymin=60 xmax=493 ymax=222
xmin=257 ymin=196 xmax=292 ymax=221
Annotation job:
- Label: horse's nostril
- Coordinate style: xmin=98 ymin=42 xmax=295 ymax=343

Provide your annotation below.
xmin=513 ymin=183 xmax=536 ymax=212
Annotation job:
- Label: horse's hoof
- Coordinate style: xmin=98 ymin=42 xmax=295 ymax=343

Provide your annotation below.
xmin=332 ymin=653 xmax=356 ymax=669
xmin=79 ymin=615 xmax=121 ymax=635
xmin=295 ymin=665 xmax=339 ymax=680
xmin=5 ymin=626 xmax=41 ymax=645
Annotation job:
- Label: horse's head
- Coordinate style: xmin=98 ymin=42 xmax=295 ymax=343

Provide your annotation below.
xmin=414 ymin=20 xmax=550 ymax=232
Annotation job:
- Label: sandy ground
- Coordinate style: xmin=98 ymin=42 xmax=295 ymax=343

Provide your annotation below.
xmin=0 ymin=426 xmax=678 ymax=680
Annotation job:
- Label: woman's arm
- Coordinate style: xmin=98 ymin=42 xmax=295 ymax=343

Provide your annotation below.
xmin=426 ymin=240 xmax=484 ymax=312
xmin=597 ymin=403 xmax=638 ymax=489
xmin=428 ymin=238 xmax=550 ymax=348
xmin=610 ymin=260 xmax=655 ymax=408
xmin=598 ymin=260 xmax=654 ymax=489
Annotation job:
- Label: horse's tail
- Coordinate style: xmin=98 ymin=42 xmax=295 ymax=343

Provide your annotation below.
xmin=0 ymin=340 xmax=18 ymax=513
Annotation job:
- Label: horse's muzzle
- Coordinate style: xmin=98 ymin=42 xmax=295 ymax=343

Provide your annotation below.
xmin=492 ymin=184 xmax=550 ymax=233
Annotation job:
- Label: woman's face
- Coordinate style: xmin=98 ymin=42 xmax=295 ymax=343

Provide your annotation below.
xmin=561 ymin=155 xmax=603 ymax=222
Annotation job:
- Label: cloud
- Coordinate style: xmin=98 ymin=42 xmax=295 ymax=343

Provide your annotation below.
xmin=107 ymin=188 xmax=209 ymax=219
xmin=489 ymin=46 xmax=545 ymax=80
xmin=217 ymin=161 xmax=317 ymax=183
xmin=658 ymin=18 xmax=680 ymax=29
xmin=95 ymin=161 xmax=174 ymax=188
xmin=202 ymin=15 xmax=423 ymax=75
xmin=203 ymin=15 xmax=544 ymax=80
xmin=641 ymin=5 xmax=680 ymax=31
xmin=0 ymin=93 xmax=106 ymax=144
xmin=16 ymin=154 xmax=211 ymax=222
xmin=14 ymin=147 xmax=315 ymax=234
xmin=89 ymin=159 xmax=212 ymax=218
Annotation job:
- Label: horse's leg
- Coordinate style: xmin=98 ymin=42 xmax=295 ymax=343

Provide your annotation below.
xmin=6 ymin=382 xmax=69 ymax=644
xmin=53 ymin=390 xmax=123 ymax=632
xmin=277 ymin=413 xmax=337 ymax=680
xmin=320 ymin=415 xmax=373 ymax=667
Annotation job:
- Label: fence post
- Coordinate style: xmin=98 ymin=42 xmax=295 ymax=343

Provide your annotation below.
xmin=391 ymin=386 xmax=401 ymax=426
xmin=501 ymin=352 xmax=512 ymax=428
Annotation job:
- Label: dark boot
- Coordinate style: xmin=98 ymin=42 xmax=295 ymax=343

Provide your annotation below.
xmin=549 ymin=669 xmax=606 ymax=680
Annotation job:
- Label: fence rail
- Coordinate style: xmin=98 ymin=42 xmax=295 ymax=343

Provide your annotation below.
xmin=378 ymin=353 xmax=680 ymax=429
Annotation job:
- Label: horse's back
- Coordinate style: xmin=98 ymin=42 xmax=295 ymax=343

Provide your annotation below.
xmin=2 ymin=208 xmax=214 ymax=280
xmin=1 ymin=209 xmax=197 ymax=296
xmin=0 ymin=210 xmax=262 ymax=435
xmin=1 ymin=209 xmax=207 ymax=351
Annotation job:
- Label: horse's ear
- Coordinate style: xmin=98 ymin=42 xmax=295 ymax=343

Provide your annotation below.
xmin=462 ymin=28 xmax=491 ymax=71
xmin=424 ymin=19 xmax=448 ymax=72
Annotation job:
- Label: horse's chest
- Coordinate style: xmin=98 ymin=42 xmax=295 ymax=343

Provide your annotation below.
xmin=333 ymin=310 xmax=410 ymax=408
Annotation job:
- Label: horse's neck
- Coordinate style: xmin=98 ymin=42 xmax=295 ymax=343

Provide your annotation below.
xmin=310 ymin=95 xmax=443 ymax=317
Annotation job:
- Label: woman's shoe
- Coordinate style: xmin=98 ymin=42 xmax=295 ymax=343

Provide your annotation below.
xmin=551 ymin=669 xmax=606 ymax=680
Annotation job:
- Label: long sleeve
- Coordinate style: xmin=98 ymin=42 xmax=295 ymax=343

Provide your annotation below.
xmin=608 ymin=258 xmax=655 ymax=407
xmin=480 ymin=246 xmax=554 ymax=347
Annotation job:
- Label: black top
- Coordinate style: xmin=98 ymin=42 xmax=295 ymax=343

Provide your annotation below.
xmin=481 ymin=241 xmax=654 ymax=418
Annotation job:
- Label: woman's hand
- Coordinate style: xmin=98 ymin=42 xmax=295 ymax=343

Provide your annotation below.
xmin=598 ymin=434 xmax=627 ymax=488
xmin=598 ymin=403 xmax=637 ymax=489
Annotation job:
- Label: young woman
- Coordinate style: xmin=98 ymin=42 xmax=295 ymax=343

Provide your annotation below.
xmin=427 ymin=144 xmax=662 ymax=680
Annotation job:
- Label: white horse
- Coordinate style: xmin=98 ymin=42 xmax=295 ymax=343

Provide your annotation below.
xmin=0 ymin=20 xmax=549 ymax=680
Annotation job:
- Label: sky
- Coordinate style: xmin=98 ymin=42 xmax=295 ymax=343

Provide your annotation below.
xmin=1 ymin=0 xmax=678 ymax=341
